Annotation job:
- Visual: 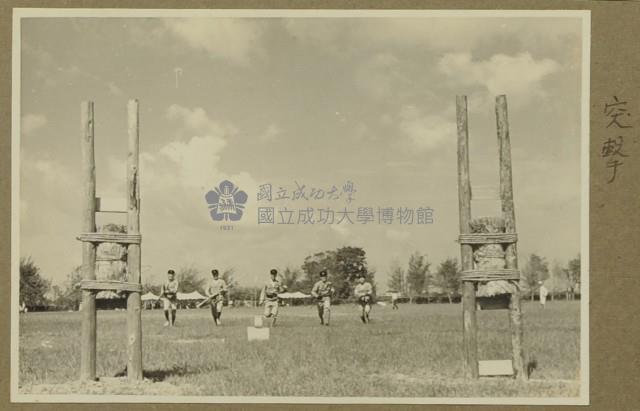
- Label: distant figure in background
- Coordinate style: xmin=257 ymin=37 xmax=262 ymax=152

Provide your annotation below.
xmin=538 ymin=282 xmax=548 ymax=308
xmin=311 ymin=270 xmax=334 ymax=326
xmin=259 ymin=269 xmax=286 ymax=327
xmin=206 ymin=269 xmax=227 ymax=326
xmin=19 ymin=301 xmax=27 ymax=313
xmin=391 ymin=291 xmax=399 ymax=310
xmin=354 ymin=275 xmax=374 ymax=324
xmin=160 ymin=269 xmax=179 ymax=327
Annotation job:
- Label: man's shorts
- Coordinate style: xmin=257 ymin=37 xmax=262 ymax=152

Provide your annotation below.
xmin=358 ymin=295 xmax=372 ymax=306
xmin=264 ymin=300 xmax=279 ymax=317
xmin=162 ymin=297 xmax=177 ymax=310
xmin=317 ymin=296 xmax=331 ymax=310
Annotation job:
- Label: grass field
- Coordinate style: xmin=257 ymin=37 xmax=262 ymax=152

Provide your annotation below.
xmin=18 ymin=301 xmax=582 ymax=398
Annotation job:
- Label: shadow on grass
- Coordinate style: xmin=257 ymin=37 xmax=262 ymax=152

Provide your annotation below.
xmin=115 ymin=363 xmax=228 ymax=382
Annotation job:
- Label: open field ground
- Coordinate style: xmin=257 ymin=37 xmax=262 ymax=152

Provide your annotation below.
xmin=18 ymin=301 xmax=581 ymax=398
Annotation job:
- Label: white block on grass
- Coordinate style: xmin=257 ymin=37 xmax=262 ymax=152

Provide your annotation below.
xmin=247 ymin=326 xmax=269 ymax=341
xmin=254 ymin=315 xmax=263 ymax=328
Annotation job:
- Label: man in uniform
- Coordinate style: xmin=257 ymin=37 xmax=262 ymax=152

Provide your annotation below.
xmin=160 ymin=269 xmax=179 ymax=327
xmin=206 ymin=269 xmax=228 ymax=325
xmin=311 ymin=270 xmax=335 ymax=326
xmin=354 ymin=274 xmax=374 ymax=324
xmin=259 ymin=269 xmax=286 ymax=327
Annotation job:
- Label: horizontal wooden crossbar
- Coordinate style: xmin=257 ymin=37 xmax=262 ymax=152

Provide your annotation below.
xmin=458 ymin=233 xmax=517 ymax=244
xmin=460 ymin=269 xmax=520 ymax=282
xmin=80 ymin=279 xmax=142 ymax=293
xmin=77 ymin=233 xmax=141 ymax=244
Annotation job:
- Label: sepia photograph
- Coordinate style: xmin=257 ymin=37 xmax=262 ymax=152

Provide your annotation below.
xmin=12 ymin=9 xmax=589 ymax=404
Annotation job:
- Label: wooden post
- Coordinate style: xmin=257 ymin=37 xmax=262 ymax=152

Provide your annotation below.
xmin=456 ymin=95 xmax=478 ymax=379
xmin=496 ymin=95 xmax=527 ymax=380
xmin=80 ymin=101 xmax=97 ymax=381
xmin=126 ymin=99 xmax=143 ymax=380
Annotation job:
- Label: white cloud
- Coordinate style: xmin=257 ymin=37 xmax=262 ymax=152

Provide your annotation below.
xmin=258 ymin=124 xmax=282 ymax=142
xmin=438 ymin=52 xmax=560 ymax=103
xmin=397 ymin=105 xmax=455 ymax=151
xmin=100 ymin=104 xmax=259 ymax=231
xmin=21 ymin=114 xmax=48 ymax=136
xmin=331 ymin=223 xmax=350 ymax=237
xmin=355 ymin=53 xmax=406 ymax=100
xmin=349 ymin=18 xmax=580 ymax=55
xmin=167 ymin=104 xmax=237 ymax=137
xmin=163 ymin=19 xmax=264 ymax=65
xmin=107 ymin=82 xmax=124 ymax=96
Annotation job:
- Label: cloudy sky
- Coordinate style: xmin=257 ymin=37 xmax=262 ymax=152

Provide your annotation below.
xmin=19 ymin=14 xmax=585 ymax=289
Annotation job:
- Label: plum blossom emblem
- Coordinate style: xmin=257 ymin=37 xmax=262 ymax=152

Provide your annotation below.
xmin=205 ymin=180 xmax=248 ymax=221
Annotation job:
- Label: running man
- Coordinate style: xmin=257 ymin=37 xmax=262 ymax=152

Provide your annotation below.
xmin=311 ymin=270 xmax=335 ymax=326
xmin=160 ymin=269 xmax=179 ymax=327
xmin=354 ymin=275 xmax=374 ymax=324
xmin=391 ymin=291 xmax=399 ymax=310
xmin=206 ymin=269 xmax=228 ymax=325
xmin=259 ymin=269 xmax=286 ymax=327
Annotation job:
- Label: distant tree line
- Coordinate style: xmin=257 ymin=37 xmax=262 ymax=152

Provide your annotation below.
xmin=385 ymin=252 xmax=582 ymax=303
xmin=19 ymin=249 xmax=581 ymax=310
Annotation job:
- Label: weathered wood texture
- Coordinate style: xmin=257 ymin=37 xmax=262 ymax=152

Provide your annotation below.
xmin=80 ymin=101 xmax=97 ymax=381
xmin=496 ymin=94 xmax=527 ymax=380
xmin=456 ymin=95 xmax=478 ymax=379
xmin=77 ymin=232 xmax=141 ymax=244
xmin=126 ymin=99 xmax=143 ymax=381
xmin=80 ymin=279 xmax=143 ymax=293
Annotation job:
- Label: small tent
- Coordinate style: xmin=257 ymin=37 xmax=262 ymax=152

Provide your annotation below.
xmin=177 ymin=291 xmax=207 ymax=301
xmin=141 ymin=292 xmax=159 ymax=301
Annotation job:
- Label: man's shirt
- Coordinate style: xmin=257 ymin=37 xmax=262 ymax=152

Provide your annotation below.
xmin=261 ymin=279 xmax=284 ymax=302
xmin=312 ymin=280 xmax=333 ymax=298
xmin=354 ymin=282 xmax=373 ymax=298
xmin=162 ymin=279 xmax=179 ymax=300
xmin=207 ymin=278 xmax=227 ymax=297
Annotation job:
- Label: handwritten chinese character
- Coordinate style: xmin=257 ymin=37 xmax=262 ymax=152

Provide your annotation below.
xmin=257 ymin=184 xmax=272 ymax=201
xmin=601 ymin=136 xmax=628 ymax=183
xmin=309 ymin=187 xmax=325 ymax=200
xmin=601 ymin=136 xmax=628 ymax=158
xmin=292 ymin=181 xmax=309 ymax=201
xmin=605 ymin=159 xmax=624 ymax=183
xmin=327 ymin=185 xmax=342 ymax=200
xmin=604 ymin=96 xmax=632 ymax=129
xmin=275 ymin=186 xmax=290 ymax=201
xmin=342 ymin=181 xmax=357 ymax=203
